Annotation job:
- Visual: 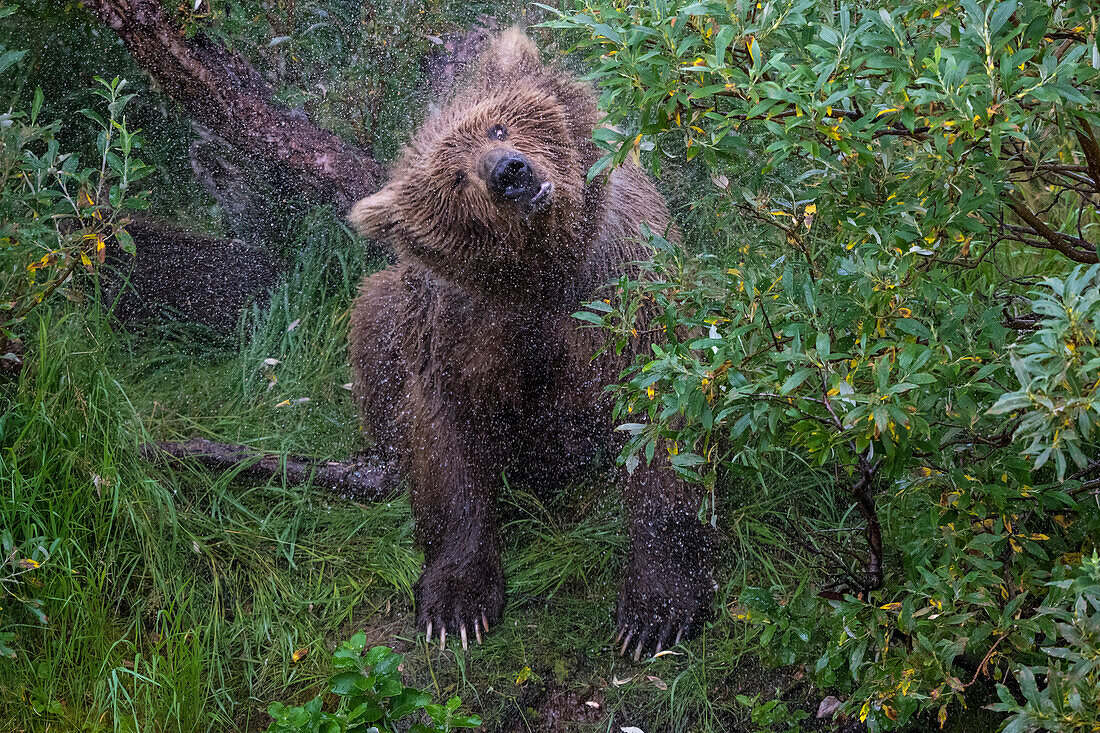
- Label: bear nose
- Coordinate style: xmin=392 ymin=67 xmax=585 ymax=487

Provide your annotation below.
xmin=488 ymin=153 xmax=537 ymax=201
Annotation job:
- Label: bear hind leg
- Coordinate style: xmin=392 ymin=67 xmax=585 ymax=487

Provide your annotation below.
xmin=616 ymin=464 xmax=717 ymax=660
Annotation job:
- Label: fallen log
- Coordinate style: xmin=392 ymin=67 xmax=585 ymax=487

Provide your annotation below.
xmin=141 ymin=439 xmax=399 ymax=502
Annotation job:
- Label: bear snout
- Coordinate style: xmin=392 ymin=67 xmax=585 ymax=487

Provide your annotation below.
xmin=487 ymin=152 xmax=537 ymax=200
xmin=481 ymin=150 xmax=552 ymax=212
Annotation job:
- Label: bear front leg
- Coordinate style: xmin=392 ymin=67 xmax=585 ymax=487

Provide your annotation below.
xmin=406 ymin=409 xmax=504 ymax=650
xmin=616 ymin=464 xmax=716 ymax=660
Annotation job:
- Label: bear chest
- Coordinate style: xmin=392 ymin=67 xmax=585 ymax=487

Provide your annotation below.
xmin=416 ymin=296 xmax=586 ymax=409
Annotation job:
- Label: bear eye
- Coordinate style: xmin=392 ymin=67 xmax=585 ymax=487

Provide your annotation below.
xmin=488 ymin=124 xmax=508 ymax=141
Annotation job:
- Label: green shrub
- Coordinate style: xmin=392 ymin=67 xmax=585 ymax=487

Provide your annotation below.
xmin=0 ymin=529 xmax=55 ymax=660
xmin=990 ymin=552 xmax=1100 ymax=732
xmin=0 ymin=62 xmax=150 ymax=363
xmin=541 ymin=0 xmax=1099 ymax=729
xmin=265 ymin=634 xmax=481 ymax=733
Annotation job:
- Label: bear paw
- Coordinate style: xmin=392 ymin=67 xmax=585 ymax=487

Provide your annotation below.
xmin=615 ymin=518 xmax=717 ymax=660
xmin=414 ymin=554 xmax=504 ymax=651
xmin=614 ymin=564 xmax=715 ymax=661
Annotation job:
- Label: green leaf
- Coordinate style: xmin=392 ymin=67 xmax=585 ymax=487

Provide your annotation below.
xmin=0 ymin=49 xmax=26 ymax=77
xmin=31 ymin=86 xmax=43 ymax=125
xmin=780 ymin=368 xmax=813 ymax=395
xmin=572 ymin=310 xmax=605 ymax=325
xmin=895 ymin=318 xmax=930 ymax=339
xmin=1017 ymin=665 xmax=1040 ymax=704
xmin=329 ymin=671 xmax=363 ymax=695
xmin=714 ymin=26 xmax=735 ymax=65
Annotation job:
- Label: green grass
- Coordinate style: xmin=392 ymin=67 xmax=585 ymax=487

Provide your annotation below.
xmin=0 ymin=207 xmax=843 ymax=732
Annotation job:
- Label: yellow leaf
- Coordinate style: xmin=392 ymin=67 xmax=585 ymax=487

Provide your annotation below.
xmin=938 ymin=706 xmax=948 ymax=728
xmin=876 ymin=107 xmax=900 ymax=117
xmin=880 ymin=602 xmax=902 ymax=612
xmin=804 ymin=204 xmax=817 ymax=216
xmin=292 ymin=647 xmax=308 ymax=663
xmin=516 ymin=666 xmax=532 ymax=685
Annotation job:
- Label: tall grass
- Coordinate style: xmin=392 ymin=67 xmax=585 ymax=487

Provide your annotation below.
xmin=0 ymin=214 xmax=412 ymax=730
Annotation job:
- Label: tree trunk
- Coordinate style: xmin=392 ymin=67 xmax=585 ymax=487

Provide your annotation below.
xmin=104 ymin=218 xmax=282 ymax=334
xmin=83 ymin=0 xmax=383 ymax=210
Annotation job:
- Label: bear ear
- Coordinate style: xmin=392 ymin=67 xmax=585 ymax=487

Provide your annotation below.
xmin=478 ymin=27 xmax=542 ymax=81
xmin=348 ymin=184 xmax=403 ymax=241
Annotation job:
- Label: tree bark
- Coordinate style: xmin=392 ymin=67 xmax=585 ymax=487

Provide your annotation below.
xmin=83 ymin=0 xmax=383 ymax=210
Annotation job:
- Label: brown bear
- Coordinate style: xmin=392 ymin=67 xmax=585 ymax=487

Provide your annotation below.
xmin=348 ymin=29 xmax=714 ymax=659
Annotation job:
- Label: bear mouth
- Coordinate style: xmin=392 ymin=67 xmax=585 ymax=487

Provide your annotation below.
xmin=525 ymin=180 xmax=553 ymax=214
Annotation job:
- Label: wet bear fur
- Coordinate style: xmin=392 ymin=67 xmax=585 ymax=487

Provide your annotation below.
xmin=348 ymin=29 xmax=715 ymax=656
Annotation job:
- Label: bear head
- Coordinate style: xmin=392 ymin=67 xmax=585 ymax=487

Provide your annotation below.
xmin=349 ymin=29 xmax=603 ymax=293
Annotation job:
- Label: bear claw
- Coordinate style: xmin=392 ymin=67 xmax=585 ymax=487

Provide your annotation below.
xmin=422 ymin=613 xmax=492 ymax=650
xmin=615 ymin=618 xmax=695 ymax=660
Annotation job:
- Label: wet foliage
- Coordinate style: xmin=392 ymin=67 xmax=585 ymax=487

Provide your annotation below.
xmin=545 ymin=0 xmax=1100 ymax=730
xmin=0 ymin=69 xmax=150 ymax=364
